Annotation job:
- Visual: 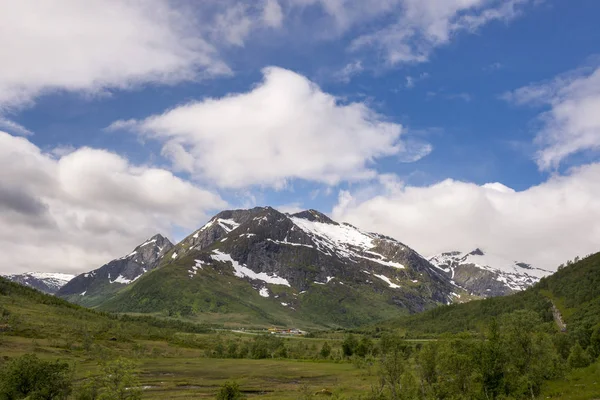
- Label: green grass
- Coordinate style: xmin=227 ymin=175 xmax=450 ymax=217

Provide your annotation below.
xmin=0 ymin=334 xmax=377 ymax=399
xmin=541 ymin=361 xmax=600 ymax=399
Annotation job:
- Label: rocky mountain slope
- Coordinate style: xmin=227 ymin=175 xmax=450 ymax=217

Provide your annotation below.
xmin=56 ymin=234 xmax=174 ymax=307
xmin=428 ymin=248 xmax=552 ymax=297
xmin=98 ymin=207 xmax=467 ymax=329
xmin=3 ymin=272 xmax=75 ymax=295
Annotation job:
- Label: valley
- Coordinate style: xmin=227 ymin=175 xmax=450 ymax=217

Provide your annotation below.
xmin=1 ymin=208 xmax=600 ymax=399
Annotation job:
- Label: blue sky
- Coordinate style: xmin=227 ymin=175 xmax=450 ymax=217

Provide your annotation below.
xmin=2 ymin=0 xmax=600 ymax=274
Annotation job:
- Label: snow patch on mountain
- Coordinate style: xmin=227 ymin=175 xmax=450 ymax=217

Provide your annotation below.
xmin=217 ymin=218 xmax=240 ymax=233
xmin=211 ymin=250 xmax=290 ymax=287
xmin=373 ymin=274 xmax=400 ymax=289
xmin=289 ymin=215 xmax=408 ymax=270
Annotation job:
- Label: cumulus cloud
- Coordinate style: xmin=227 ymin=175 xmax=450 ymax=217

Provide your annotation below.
xmin=332 ymin=164 xmax=600 ymax=270
xmin=111 ymin=67 xmax=430 ymax=189
xmin=504 ymin=65 xmax=600 ymax=170
xmin=0 ymin=131 xmax=226 ymax=275
xmin=0 ymin=0 xmax=232 ymax=111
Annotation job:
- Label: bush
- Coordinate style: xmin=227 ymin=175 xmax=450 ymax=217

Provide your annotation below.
xmin=216 ymin=381 xmax=244 ymax=400
xmin=342 ymin=334 xmax=358 ymax=357
xmin=568 ymin=343 xmax=592 ymax=369
xmin=76 ymin=357 xmax=141 ymax=400
xmin=0 ymin=354 xmax=72 ymax=400
xmin=320 ymin=342 xmax=332 ymax=359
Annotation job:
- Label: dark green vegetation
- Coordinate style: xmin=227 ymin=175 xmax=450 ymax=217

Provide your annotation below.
xmin=2 ymin=251 xmax=600 ymax=398
xmin=0 ymin=354 xmax=72 ymax=399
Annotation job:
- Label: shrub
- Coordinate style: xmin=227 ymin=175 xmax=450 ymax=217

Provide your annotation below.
xmin=568 ymin=343 xmax=592 ymax=369
xmin=216 ymin=381 xmax=244 ymax=400
xmin=0 ymin=353 xmax=72 ymax=400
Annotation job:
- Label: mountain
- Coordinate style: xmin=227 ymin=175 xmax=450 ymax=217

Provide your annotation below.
xmin=428 ymin=248 xmax=553 ymax=297
xmin=3 ymin=272 xmax=75 ymax=295
xmin=97 ymin=207 xmax=466 ymax=329
xmin=375 ymin=251 xmax=600 ymax=340
xmin=56 ymin=234 xmax=174 ymax=307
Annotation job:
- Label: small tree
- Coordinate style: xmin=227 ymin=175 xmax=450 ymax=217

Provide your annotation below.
xmin=588 ymin=324 xmax=600 ymax=361
xmin=99 ymin=357 xmax=141 ymax=400
xmin=0 ymin=353 xmax=72 ymax=400
xmin=342 ymin=334 xmax=358 ymax=357
xmin=568 ymin=343 xmax=591 ymax=369
xmin=216 ymin=381 xmax=244 ymax=400
xmin=320 ymin=342 xmax=332 ymax=359
xmin=356 ymin=336 xmax=374 ymax=358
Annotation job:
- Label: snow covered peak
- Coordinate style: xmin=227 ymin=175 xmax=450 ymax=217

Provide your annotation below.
xmin=428 ymin=248 xmax=552 ymax=296
xmin=20 ymin=272 xmax=75 ymax=282
xmin=4 ymin=272 xmax=75 ymax=294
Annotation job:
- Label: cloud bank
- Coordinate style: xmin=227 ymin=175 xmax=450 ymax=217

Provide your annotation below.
xmin=333 ymin=164 xmax=600 ymax=270
xmin=0 ymin=131 xmax=225 ymax=274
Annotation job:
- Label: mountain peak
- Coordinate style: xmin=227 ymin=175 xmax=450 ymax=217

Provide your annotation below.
xmin=469 ymin=248 xmax=485 ymax=256
xmin=56 ymin=234 xmax=174 ymax=304
xmin=291 ymin=209 xmax=336 ymax=224
xmin=4 ymin=272 xmax=75 ymax=294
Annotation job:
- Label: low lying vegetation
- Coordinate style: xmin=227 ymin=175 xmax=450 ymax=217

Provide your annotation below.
xmin=2 ymin=252 xmax=600 ymax=399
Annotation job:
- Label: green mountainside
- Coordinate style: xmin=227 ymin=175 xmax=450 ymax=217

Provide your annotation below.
xmin=372 ymin=251 xmax=600 ymax=344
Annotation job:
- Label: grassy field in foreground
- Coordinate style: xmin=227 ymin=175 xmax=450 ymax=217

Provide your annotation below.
xmin=0 ymin=335 xmax=376 ymax=399
xmin=540 ymin=361 xmax=600 ymax=400
xmin=136 ymin=358 xmax=373 ymax=399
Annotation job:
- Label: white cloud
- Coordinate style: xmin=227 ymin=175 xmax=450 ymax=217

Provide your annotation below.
xmin=335 ymin=61 xmax=364 ymax=83
xmin=211 ymin=3 xmax=255 ymax=47
xmin=405 ymin=72 xmax=429 ymax=89
xmin=332 ymin=164 xmax=600 ymax=270
xmin=263 ymin=0 xmax=284 ymax=28
xmin=0 ymin=116 xmax=32 ymax=136
xmin=276 ymin=202 xmax=305 ymax=214
xmin=504 ymin=65 xmax=600 ymax=170
xmin=0 ymin=131 xmax=226 ymax=275
xmin=0 ymin=0 xmax=231 ymax=111
xmin=350 ymin=0 xmax=534 ymax=65
xmin=111 ymin=67 xmax=431 ymax=189
xmin=287 ymin=0 xmax=398 ymax=33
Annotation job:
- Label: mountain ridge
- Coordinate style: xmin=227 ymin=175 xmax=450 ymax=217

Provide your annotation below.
xmin=37 ymin=206 xmax=550 ymax=328
xmin=56 ymin=233 xmax=174 ymax=307
xmin=428 ymin=248 xmax=552 ymax=297
xmin=94 ymin=206 xmax=466 ymax=328
xmin=3 ymin=272 xmax=75 ymax=294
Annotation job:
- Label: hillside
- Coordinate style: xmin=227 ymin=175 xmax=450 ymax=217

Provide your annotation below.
xmin=97 ymin=207 xmax=466 ymax=329
xmin=375 ymin=251 xmax=600 ymax=341
xmin=0 ymin=275 xmax=211 ymax=343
